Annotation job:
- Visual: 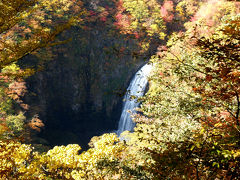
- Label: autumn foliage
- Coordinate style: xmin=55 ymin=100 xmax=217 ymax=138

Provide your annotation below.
xmin=0 ymin=0 xmax=240 ymax=179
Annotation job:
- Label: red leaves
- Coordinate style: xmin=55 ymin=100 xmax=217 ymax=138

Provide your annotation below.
xmin=114 ymin=11 xmax=131 ymax=32
xmin=114 ymin=0 xmax=125 ymax=28
xmin=89 ymin=10 xmax=96 ymax=16
xmin=160 ymin=1 xmax=174 ymax=22
xmin=100 ymin=17 xmax=107 ymax=22
xmin=200 ymin=112 xmax=235 ymax=132
xmin=115 ymin=13 xmax=123 ymax=21
xmin=133 ymin=32 xmax=140 ymax=39
xmin=159 ymin=72 xmax=164 ymax=77
xmin=205 ymin=74 xmax=213 ymax=82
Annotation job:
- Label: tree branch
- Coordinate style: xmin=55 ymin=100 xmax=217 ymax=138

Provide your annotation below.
xmin=235 ymin=91 xmax=240 ymax=126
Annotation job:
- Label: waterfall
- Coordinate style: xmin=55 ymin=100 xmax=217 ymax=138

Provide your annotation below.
xmin=117 ymin=63 xmax=152 ymax=135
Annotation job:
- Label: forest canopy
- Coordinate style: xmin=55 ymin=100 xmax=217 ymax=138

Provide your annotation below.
xmin=0 ymin=0 xmax=240 ymax=179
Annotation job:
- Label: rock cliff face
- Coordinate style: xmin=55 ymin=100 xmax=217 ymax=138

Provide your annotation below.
xmin=23 ymin=22 xmax=147 ymax=148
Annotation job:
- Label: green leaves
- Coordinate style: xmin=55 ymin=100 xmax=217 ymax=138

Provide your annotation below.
xmin=6 ymin=112 xmax=25 ymax=134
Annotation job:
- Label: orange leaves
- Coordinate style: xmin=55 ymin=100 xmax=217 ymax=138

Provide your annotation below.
xmin=28 ymin=115 xmax=44 ymax=132
xmin=228 ymin=70 xmax=240 ymax=83
xmin=29 ymin=19 xmax=40 ymax=29
xmin=0 ymin=75 xmax=10 ymax=84
xmin=0 ymin=122 xmax=10 ymax=135
xmin=23 ymin=28 xmax=32 ymax=34
xmin=8 ymin=81 xmax=27 ymax=99
xmin=200 ymin=114 xmax=235 ymax=136
xmin=229 ymin=71 xmax=240 ymax=77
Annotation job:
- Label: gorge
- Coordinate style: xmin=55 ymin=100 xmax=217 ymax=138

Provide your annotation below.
xmin=23 ymin=26 xmax=151 ymax=148
xmin=5 ymin=0 xmax=163 ymax=149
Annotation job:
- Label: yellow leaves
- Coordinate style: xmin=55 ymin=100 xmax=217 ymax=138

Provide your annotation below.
xmin=0 ymin=0 xmax=36 ymax=33
xmin=70 ymin=133 xmax=126 ymax=179
xmin=120 ymin=0 xmax=166 ymax=40
xmin=0 ymin=140 xmax=82 ymax=179
xmin=0 ymin=0 xmax=86 ymax=70
xmin=214 ymin=122 xmax=222 ymax=128
xmin=20 ymin=11 xmax=32 ymax=19
xmin=1 ymin=63 xmax=20 ymax=74
xmin=176 ymin=2 xmax=185 ymax=17
xmin=46 ymin=144 xmax=81 ymax=168
xmin=41 ymin=0 xmax=73 ymax=13
xmin=71 ymin=170 xmax=85 ymax=180
xmin=131 ymin=21 xmax=139 ymax=29
xmin=92 ymin=133 xmax=119 ymax=148
xmin=232 ymin=150 xmax=240 ymax=159
xmin=0 ymin=134 xmax=119 ymax=179
xmin=150 ymin=24 xmax=158 ymax=32
xmin=0 ymin=140 xmax=33 ymax=178
xmin=0 ymin=133 xmax=143 ymax=179
xmin=13 ymin=144 xmax=32 ymax=165
xmin=43 ymin=28 xmax=51 ymax=32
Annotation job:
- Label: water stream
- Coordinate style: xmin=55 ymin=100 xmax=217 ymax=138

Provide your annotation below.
xmin=117 ymin=63 xmax=152 ymax=135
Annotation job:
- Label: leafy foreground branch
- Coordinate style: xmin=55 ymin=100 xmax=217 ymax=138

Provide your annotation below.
xmin=0 ymin=134 xmax=137 ymax=179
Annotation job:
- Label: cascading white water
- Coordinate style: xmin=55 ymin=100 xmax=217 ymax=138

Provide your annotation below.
xmin=117 ymin=63 xmax=152 ymax=135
